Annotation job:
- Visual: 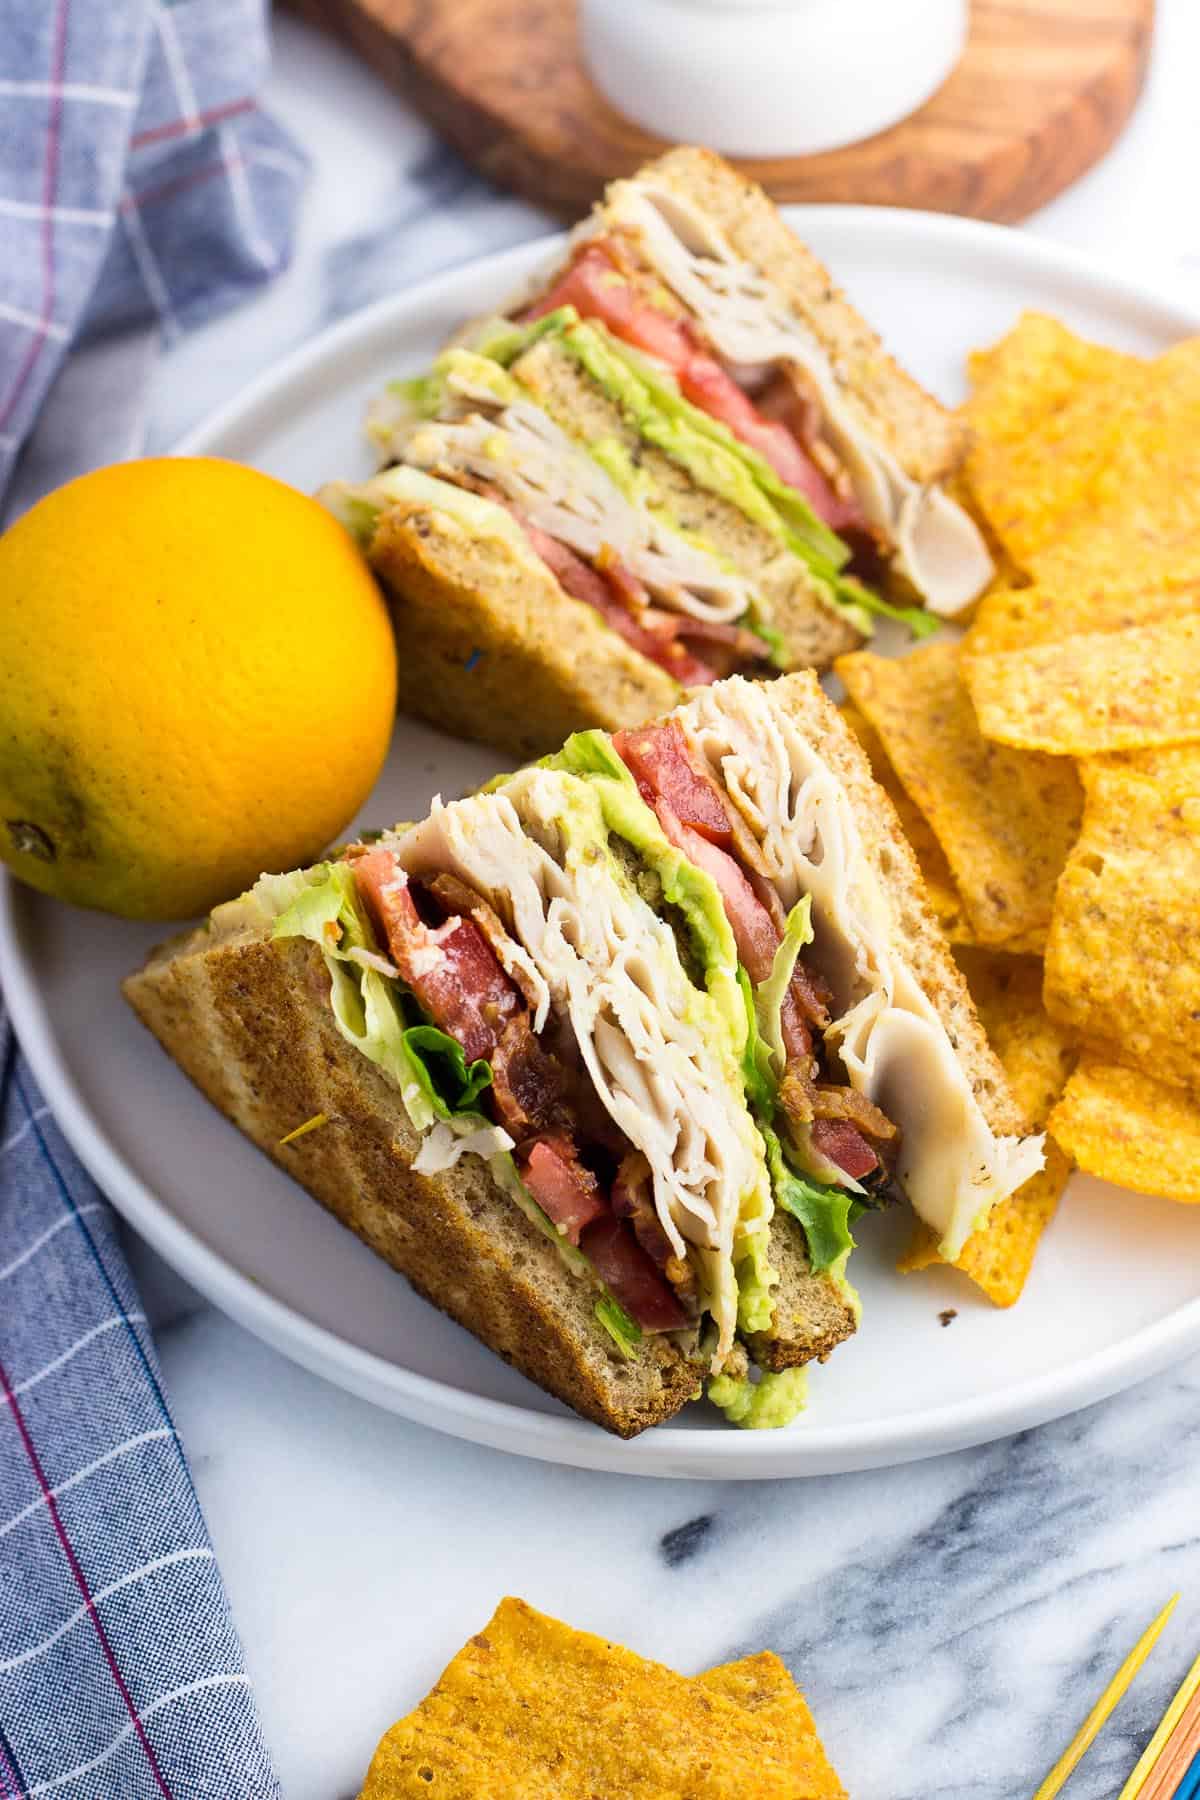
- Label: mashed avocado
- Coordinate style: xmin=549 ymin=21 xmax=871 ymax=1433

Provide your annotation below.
xmin=708 ymin=1365 xmax=808 ymax=1429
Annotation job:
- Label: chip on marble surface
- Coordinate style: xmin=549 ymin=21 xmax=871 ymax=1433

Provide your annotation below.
xmin=359 ymin=1597 xmax=846 ymax=1799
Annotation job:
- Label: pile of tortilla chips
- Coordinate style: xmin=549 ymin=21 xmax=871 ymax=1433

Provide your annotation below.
xmin=359 ymin=1597 xmax=846 ymax=1798
xmin=839 ymin=311 xmax=1200 ymax=1304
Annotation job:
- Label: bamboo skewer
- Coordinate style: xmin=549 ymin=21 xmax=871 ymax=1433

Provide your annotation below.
xmin=1033 ymin=1597 xmax=1179 ymax=1800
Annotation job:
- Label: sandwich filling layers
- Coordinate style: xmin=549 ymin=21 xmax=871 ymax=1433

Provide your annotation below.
xmin=675 ymin=679 xmax=1044 ymax=1255
xmin=519 ymin=177 xmax=993 ymax=617
xmin=223 ymin=677 xmax=1040 ymax=1422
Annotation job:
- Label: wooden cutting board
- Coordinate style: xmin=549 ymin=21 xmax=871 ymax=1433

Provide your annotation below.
xmin=289 ymin=0 xmax=1154 ymax=222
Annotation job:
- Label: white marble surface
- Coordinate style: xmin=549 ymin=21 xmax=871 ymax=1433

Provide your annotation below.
xmin=126 ymin=9 xmax=1200 ymax=1795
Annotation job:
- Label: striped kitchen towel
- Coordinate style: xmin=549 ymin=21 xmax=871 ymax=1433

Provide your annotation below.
xmin=0 ymin=3 xmax=300 ymax=1784
xmin=0 ymin=0 xmax=307 ymax=509
xmin=0 ymin=1003 xmax=279 ymax=1798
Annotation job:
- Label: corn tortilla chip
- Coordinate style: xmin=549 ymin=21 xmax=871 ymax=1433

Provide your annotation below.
xmin=698 ymin=1653 xmax=840 ymax=1782
xmin=899 ymin=951 xmax=1075 ymax=1305
xmin=1045 ymin=745 xmax=1200 ymax=1093
xmin=965 ymin=314 xmax=1142 ymax=568
xmin=1049 ymin=1058 xmax=1200 ymax=1204
xmin=840 ymin=703 xmax=973 ymax=944
xmin=359 ymin=1599 xmax=846 ymax=1800
xmin=953 ymin=950 xmax=1077 ymax=1127
xmin=900 ymin=1143 xmax=1071 ymax=1307
xmin=966 ymin=320 xmax=1200 ymax=602
xmin=964 ymin=616 xmax=1200 ymax=756
xmin=1031 ymin=338 xmax=1200 ymax=601
xmin=964 ymin=584 xmax=1196 ymax=659
xmin=836 ymin=644 xmax=1083 ymax=949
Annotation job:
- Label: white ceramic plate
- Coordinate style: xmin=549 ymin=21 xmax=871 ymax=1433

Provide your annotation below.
xmin=5 ymin=211 xmax=1199 ymax=1480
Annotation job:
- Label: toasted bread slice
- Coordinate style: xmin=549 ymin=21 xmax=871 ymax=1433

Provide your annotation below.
xmin=124 ymin=927 xmax=702 ymax=1437
xmin=367 ymin=498 xmax=680 ymax=761
xmin=511 ymin=336 xmax=862 ymax=672
xmin=604 ymin=147 xmax=965 ymax=488
xmin=752 ymin=1216 xmax=856 ymax=1371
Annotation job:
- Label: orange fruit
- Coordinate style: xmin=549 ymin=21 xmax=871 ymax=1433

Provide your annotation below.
xmin=0 ymin=457 xmax=397 ymax=919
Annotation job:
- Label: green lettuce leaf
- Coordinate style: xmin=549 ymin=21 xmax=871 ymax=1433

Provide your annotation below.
xmin=402 ymin=1024 xmax=493 ymax=1117
xmin=755 ymin=896 xmax=814 ymax=1072
xmin=762 ymin=1124 xmax=855 ymax=1280
xmin=841 ymin=575 xmax=941 ymax=639
xmin=595 ymin=1296 xmax=643 ymax=1359
xmin=270 ymin=862 xmax=494 ymax=1132
xmin=737 ymin=965 xmax=777 ymax=1116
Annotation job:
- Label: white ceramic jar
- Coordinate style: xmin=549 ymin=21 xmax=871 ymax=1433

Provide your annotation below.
xmin=579 ymin=0 xmax=968 ymax=159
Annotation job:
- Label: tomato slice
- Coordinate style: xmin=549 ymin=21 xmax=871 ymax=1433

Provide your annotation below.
xmin=580 ymin=1214 xmax=690 ymax=1332
xmin=519 ymin=1136 xmax=608 ymax=1246
xmin=613 ymin=721 xmax=732 ymax=847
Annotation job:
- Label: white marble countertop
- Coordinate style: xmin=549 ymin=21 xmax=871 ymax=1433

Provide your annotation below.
xmin=129 ymin=10 xmax=1200 ymax=1796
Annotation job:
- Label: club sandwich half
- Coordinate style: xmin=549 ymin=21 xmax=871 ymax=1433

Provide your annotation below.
xmin=126 ymin=675 xmax=1039 ymax=1435
xmin=322 ymin=148 xmax=993 ymax=759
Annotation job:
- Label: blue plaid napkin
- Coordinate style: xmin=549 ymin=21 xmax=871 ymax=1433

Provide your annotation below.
xmin=0 ymin=0 xmax=307 ymax=507
xmin=0 ymin=1 xmax=306 ymax=1790
xmin=0 ymin=1010 xmax=279 ymax=1796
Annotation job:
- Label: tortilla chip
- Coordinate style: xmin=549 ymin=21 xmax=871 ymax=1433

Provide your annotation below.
xmin=698 ymin=1654 xmax=841 ymax=1787
xmin=1032 ymin=338 xmax=1200 ymax=600
xmin=965 ymin=313 xmax=1142 ymax=567
xmin=1045 ymin=745 xmax=1200 ymax=1093
xmin=966 ymin=320 xmax=1200 ymax=601
xmin=964 ymin=584 xmax=1196 ymax=659
xmin=953 ymin=950 xmax=1077 ymax=1126
xmin=836 ymin=644 xmax=1083 ymax=949
xmin=840 ymin=703 xmax=972 ymax=944
xmin=964 ymin=616 xmax=1200 ymax=756
xmin=1049 ymin=1058 xmax=1200 ymax=1204
xmin=900 ymin=1142 xmax=1071 ymax=1306
xmin=360 ymin=1599 xmax=846 ymax=1799
xmin=899 ymin=950 xmax=1076 ymax=1304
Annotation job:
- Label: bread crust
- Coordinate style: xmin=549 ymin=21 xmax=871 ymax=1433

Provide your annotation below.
xmin=617 ymin=147 xmax=966 ymax=487
xmin=368 ymin=501 xmax=680 ymax=761
xmin=123 ymin=930 xmax=700 ymax=1437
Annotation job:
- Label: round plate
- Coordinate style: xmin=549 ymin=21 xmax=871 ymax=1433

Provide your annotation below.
xmin=5 ymin=211 xmax=1199 ymax=1479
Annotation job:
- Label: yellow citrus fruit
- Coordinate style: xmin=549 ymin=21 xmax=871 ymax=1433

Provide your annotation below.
xmin=0 ymin=457 xmax=397 ymax=919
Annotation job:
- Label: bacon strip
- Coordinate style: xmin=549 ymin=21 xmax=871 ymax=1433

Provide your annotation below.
xmin=520 ymin=521 xmax=718 ymax=686
xmin=354 ymin=847 xmax=688 ymax=1332
xmin=613 ymin=724 xmax=818 ymax=1063
xmin=355 ymin=850 xmax=520 ymax=1065
xmin=808 ymin=1118 xmax=879 ymax=1182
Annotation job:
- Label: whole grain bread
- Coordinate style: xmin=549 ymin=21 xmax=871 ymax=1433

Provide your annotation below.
xmin=123 ymin=928 xmax=702 ymax=1437
xmin=610 ymin=147 xmax=965 ymax=487
xmin=512 ymin=336 xmax=861 ymax=672
xmin=367 ymin=499 xmax=680 ymax=760
xmin=752 ymin=1215 xmax=857 ymax=1370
